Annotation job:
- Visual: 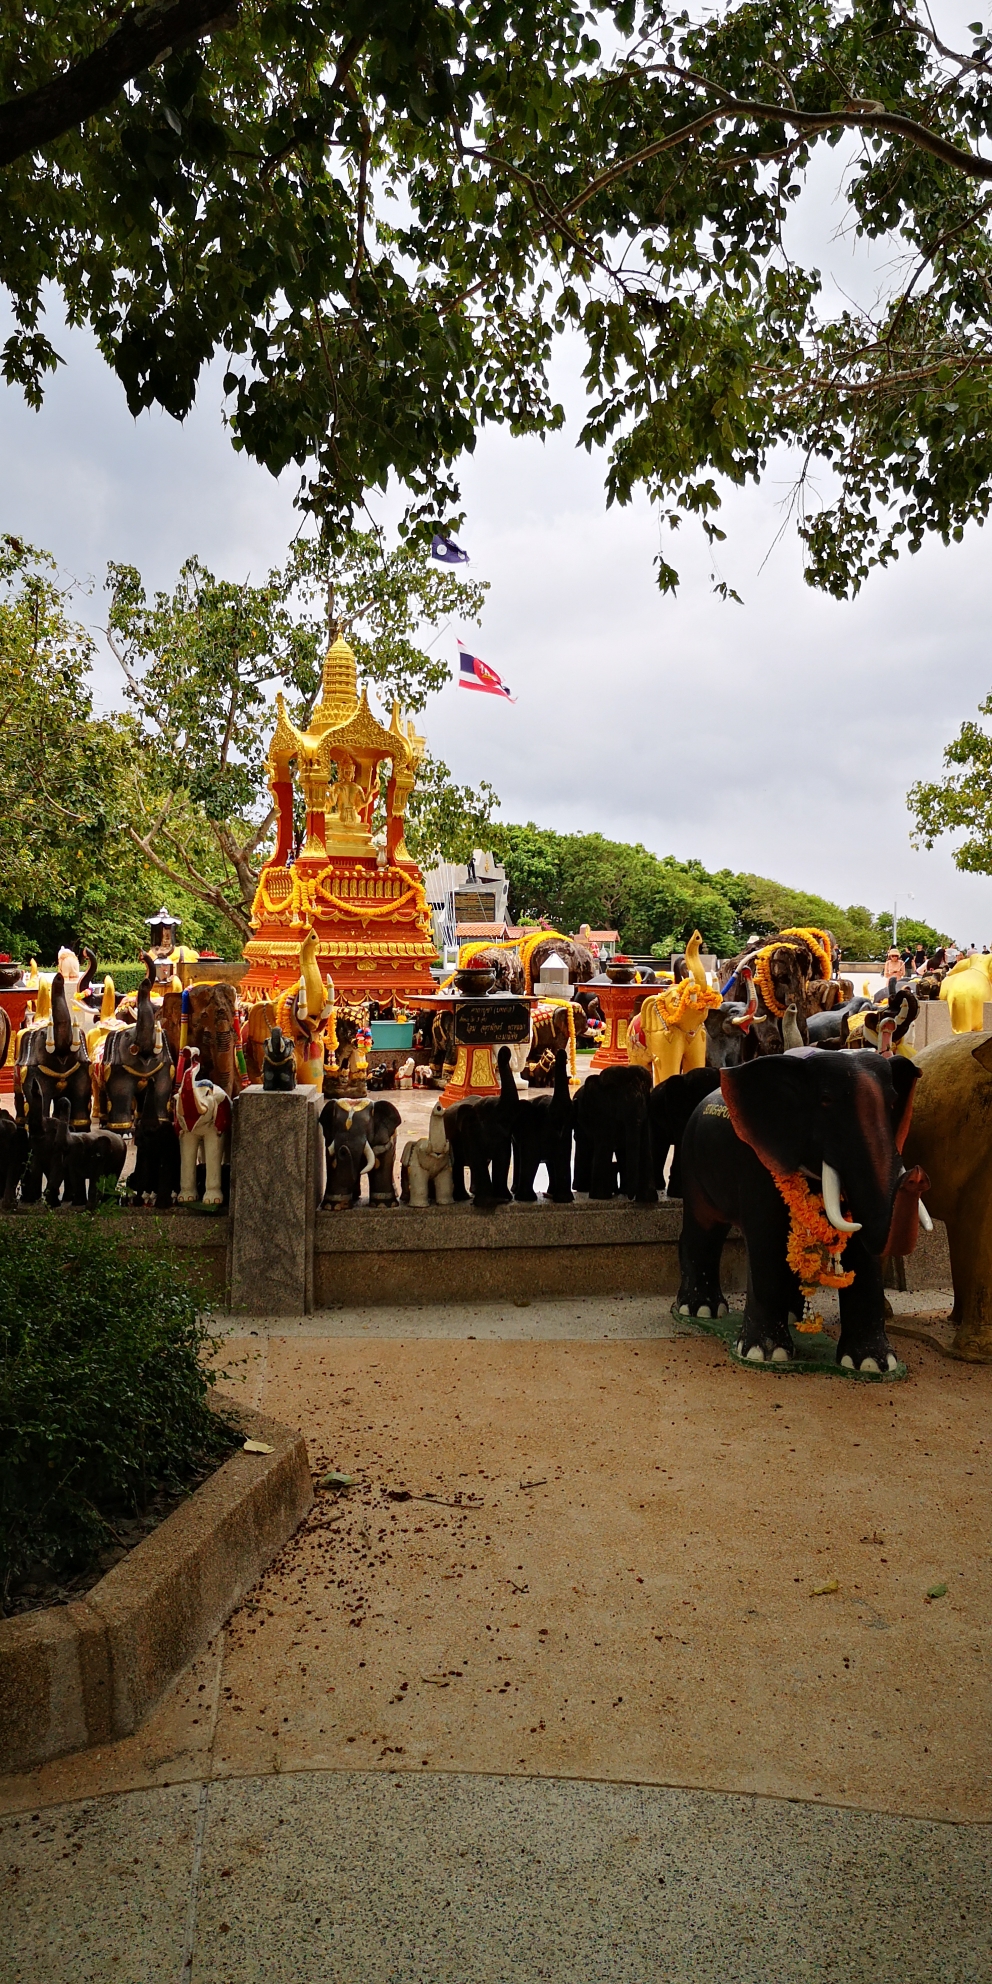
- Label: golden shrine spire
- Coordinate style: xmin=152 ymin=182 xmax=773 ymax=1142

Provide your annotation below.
xmin=312 ymin=630 xmax=359 ymax=733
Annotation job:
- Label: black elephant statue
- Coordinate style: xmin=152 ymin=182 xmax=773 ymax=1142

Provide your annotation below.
xmin=129 ymin=1080 xmax=181 ymax=1208
xmin=572 ymin=1063 xmax=656 ymax=1202
xmin=320 ymin=1097 xmax=402 ymax=1207
xmin=648 ymin=1066 xmax=721 ymax=1198
xmin=15 ymin=971 xmax=92 ymax=1130
xmin=0 ymin=1110 xmax=28 ymax=1209
xmin=96 ymin=955 xmax=175 ymax=1132
xmin=446 ymin=1045 xmax=518 ymax=1204
xmin=45 ymin=1098 xmax=127 ymax=1208
xmin=806 ymin=996 xmax=874 ymax=1045
xmin=678 ymin=1047 xmax=930 ymax=1372
xmin=263 ymin=1026 xmax=296 ymax=1090
xmin=512 ymin=1049 xmax=574 ymax=1203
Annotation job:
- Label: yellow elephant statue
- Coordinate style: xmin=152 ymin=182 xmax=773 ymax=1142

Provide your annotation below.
xmin=639 ymin=933 xmax=722 ymax=1085
xmin=940 ymin=952 xmax=992 ymax=1033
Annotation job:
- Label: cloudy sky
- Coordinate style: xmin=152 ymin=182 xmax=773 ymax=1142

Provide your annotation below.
xmin=3 ymin=111 xmax=992 ymax=944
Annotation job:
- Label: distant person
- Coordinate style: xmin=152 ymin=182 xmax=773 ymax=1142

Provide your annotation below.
xmin=913 ymin=944 xmax=927 ymax=971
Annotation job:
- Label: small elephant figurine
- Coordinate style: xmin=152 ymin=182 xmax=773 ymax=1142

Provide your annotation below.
xmin=263 ymin=1025 xmax=297 ymax=1090
xmin=320 ymin=1097 xmax=402 ymax=1207
xmin=175 ymin=1053 xmax=231 ymax=1206
xmin=401 ymin=1104 xmax=454 ymax=1206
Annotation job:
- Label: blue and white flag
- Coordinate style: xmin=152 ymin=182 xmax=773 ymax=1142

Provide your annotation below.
xmin=431 ymin=533 xmax=469 ymax=565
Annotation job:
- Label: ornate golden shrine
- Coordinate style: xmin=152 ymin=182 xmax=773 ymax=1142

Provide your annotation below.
xmin=241 ymin=632 xmax=438 ymax=1001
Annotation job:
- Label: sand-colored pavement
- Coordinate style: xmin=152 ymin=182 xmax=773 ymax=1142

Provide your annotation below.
xmin=5 ymin=1311 xmax=989 ymax=1827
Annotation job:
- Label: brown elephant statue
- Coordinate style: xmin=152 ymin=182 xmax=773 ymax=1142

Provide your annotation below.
xmin=161 ymin=981 xmax=245 ymax=1096
xmin=904 ymin=1033 xmax=992 ymax=1359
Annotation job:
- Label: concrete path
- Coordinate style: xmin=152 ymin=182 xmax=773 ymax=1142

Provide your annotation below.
xmin=4 ymin=1768 xmax=990 ymax=1982
xmin=4 ymin=1297 xmax=989 ymax=1981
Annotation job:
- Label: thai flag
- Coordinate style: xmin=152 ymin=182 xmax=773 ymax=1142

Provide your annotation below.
xmin=458 ymin=645 xmax=516 ymax=702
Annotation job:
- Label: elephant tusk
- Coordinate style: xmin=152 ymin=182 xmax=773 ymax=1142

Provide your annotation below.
xmin=821 ymin=1160 xmax=862 ymax=1234
xmin=918 ymin=1200 xmax=934 ymax=1233
xmin=362 ymin=1140 xmax=376 ymax=1175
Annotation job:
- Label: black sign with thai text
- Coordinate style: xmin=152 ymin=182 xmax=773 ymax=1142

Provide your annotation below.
xmin=454 ymin=998 xmax=530 ymax=1046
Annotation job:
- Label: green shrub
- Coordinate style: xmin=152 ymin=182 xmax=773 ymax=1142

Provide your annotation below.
xmin=0 ymin=1218 xmax=234 ymax=1607
xmin=97 ymin=962 xmax=154 ymax=994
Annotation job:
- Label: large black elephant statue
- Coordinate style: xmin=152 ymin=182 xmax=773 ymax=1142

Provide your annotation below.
xmin=572 ymin=1064 xmax=656 ymax=1202
xmin=0 ymin=1110 xmax=28 ymax=1209
xmin=96 ymin=956 xmax=175 ymax=1132
xmin=446 ymin=1045 xmax=518 ymax=1204
xmin=320 ymin=1097 xmax=402 ymax=1207
xmin=677 ymin=1047 xmax=929 ymax=1372
xmin=648 ymin=1066 xmax=721 ymax=1197
xmin=512 ymin=1049 xmax=573 ymax=1203
xmin=15 ymin=972 xmax=92 ymax=1130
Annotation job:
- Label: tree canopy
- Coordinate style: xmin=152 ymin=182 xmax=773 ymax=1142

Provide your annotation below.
xmin=487 ymin=822 xmax=948 ymax=957
xmin=909 ymin=689 xmax=992 ymax=885
xmin=6 ymin=4 xmax=992 ymax=590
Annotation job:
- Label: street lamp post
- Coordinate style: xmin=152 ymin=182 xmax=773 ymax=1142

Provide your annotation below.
xmin=893 ymin=894 xmax=915 ymax=949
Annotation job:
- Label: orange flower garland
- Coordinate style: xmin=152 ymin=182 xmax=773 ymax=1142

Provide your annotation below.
xmin=772 ymin=1172 xmax=855 ymax=1325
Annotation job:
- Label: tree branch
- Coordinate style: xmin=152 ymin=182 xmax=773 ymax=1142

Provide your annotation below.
xmin=0 ymin=0 xmax=240 ymax=169
xmin=562 ymin=71 xmax=992 ymax=220
xmin=126 ymin=816 xmax=250 ymax=940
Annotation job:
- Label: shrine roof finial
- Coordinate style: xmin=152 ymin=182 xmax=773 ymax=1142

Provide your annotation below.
xmin=312 ymin=630 xmax=359 ymax=732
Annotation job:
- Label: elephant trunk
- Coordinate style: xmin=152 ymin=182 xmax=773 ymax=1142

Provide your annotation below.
xmin=78 ymin=947 xmax=97 ymax=997
xmin=495 ymin=1044 xmax=519 ymax=1123
xmin=821 ymin=1160 xmax=862 ymax=1235
xmin=50 ymin=973 xmax=72 ymax=1056
xmin=134 ymin=954 xmax=156 ymax=1055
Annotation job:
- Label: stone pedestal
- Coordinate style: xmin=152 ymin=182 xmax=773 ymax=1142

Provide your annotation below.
xmin=911 ymin=1001 xmax=953 ymax=1050
xmin=228 ymin=1088 xmax=324 ymax=1315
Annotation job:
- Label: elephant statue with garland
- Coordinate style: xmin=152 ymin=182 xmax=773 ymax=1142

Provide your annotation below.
xmin=401 ymin=1104 xmax=454 ymax=1206
xmin=175 ymin=1052 xmax=231 ymax=1206
xmin=320 ymin=1097 xmax=402 ymax=1207
xmin=677 ymin=1047 xmax=930 ymax=1372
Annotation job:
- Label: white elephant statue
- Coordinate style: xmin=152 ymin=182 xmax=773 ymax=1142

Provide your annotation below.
xmin=401 ymin=1103 xmax=454 ymax=1206
xmin=175 ymin=1055 xmax=231 ymax=1206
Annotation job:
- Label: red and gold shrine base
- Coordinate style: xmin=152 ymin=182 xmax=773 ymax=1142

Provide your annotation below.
xmin=242 ymin=852 xmax=438 ymax=1005
xmin=589 ymin=982 xmax=647 ymax=1070
xmin=437 ymin=1043 xmax=504 ymax=1109
xmin=0 ymin=988 xmax=30 ymax=1094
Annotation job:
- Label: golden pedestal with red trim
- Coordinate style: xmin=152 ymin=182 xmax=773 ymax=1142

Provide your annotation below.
xmin=589 ymin=982 xmax=646 ymax=1069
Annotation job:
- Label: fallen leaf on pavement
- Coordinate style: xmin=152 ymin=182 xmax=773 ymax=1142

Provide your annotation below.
xmin=925 ymin=1583 xmax=948 ymax=1601
xmin=243 ymin=1440 xmax=273 ymax=1454
xmin=321 ymin=1470 xmax=356 ymax=1489
xmin=810 ymin=1579 xmax=839 ymax=1596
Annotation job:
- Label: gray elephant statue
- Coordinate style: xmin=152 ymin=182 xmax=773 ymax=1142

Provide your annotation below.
xmin=320 ymin=1097 xmax=402 ymax=1207
xmin=401 ymin=1104 xmax=454 ymax=1205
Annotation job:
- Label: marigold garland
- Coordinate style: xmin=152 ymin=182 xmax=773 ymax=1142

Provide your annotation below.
xmin=772 ymin=1170 xmax=856 ymax=1300
xmin=656 ymin=976 xmax=722 ymax=1029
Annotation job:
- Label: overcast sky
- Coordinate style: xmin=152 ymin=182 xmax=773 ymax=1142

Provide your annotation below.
xmin=3 ymin=85 xmax=992 ymax=943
